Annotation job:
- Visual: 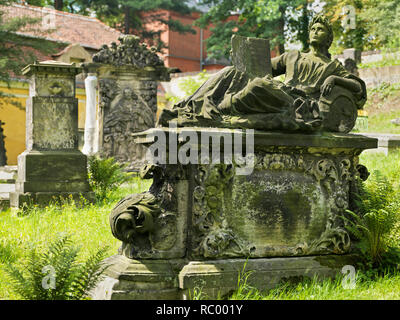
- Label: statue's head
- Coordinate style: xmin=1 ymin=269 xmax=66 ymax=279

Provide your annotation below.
xmin=308 ymin=15 xmax=333 ymax=51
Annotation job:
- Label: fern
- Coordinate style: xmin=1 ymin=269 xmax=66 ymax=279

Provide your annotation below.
xmin=87 ymin=156 xmax=132 ymax=201
xmin=5 ymin=235 xmax=110 ymax=300
xmin=344 ymin=171 xmax=400 ymax=267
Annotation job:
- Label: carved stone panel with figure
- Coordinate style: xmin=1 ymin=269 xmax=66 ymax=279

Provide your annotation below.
xmin=84 ymin=35 xmax=172 ymax=171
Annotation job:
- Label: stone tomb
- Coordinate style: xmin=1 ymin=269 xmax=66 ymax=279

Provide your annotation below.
xmin=10 ymin=61 xmax=94 ymax=208
xmin=92 ymin=128 xmax=377 ymax=299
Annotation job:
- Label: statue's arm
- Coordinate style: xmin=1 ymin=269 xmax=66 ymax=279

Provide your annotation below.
xmin=321 ymin=75 xmax=362 ymax=97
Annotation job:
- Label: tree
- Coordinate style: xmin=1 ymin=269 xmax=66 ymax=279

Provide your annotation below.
xmin=54 ymin=0 xmax=63 ymax=10
xmin=0 ymin=0 xmax=57 ymax=104
xmin=358 ymin=0 xmax=400 ymax=50
xmin=322 ymin=0 xmax=369 ymax=54
xmin=195 ymin=0 xmax=317 ymax=61
xmin=27 ymin=0 xmax=197 ymax=52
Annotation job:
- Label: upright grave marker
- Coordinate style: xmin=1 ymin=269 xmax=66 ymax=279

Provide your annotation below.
xmin=83 ymin=35 xmax=172 ymax=171
xmin=10 ymin=61 xmax=94 ymax=208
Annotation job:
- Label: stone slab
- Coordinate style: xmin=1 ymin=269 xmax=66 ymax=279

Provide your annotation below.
xmin=15 ymin=150 xmax=90 ymax=193
xmin=0 ymin=166 xmax=17 ymax=181
xmin=26 ymin=97 xmax=79 ymax=151
xmin=353 ymin=132 xmax=400 ymax=155
xmin=9 ymin=191 xmax=95 ymax=208
xmin=178 ymin=255 xmax=358 ymax=299
xmin=92 ymin=254 xmax=358 ymax=300
xmin=134 ymin=128 xmax=378 ymax=151
xmin=0 ymin=184 xmax=15 ymax=193
xmin=92 ymin=255 xmax=182 ymax=300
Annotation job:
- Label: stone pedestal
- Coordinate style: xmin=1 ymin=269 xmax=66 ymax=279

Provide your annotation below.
xmin=10 ymin=61 xmax=94 ymax=209
xmin=93 ymin=128 xmax=377 ymax=299
xmin=92 ymin=254 xmax=358 ymax=300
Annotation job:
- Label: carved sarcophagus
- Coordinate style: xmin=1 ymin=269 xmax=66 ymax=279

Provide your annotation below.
xmin=110 ymin=128 xmax=377 ymax=260
xmin=92 ymin=128 xmax=377 ymax=300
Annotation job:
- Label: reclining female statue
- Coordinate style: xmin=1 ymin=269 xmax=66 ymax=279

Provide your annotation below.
xmin=158 ymin=15 xmax=366 ymax=133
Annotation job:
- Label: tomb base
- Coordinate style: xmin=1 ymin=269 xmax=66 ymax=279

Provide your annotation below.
xmin=92 ymin=254 xmax=358 ymax=300
xmin=93 ymin=129 xmax=377 ymax=299
xmin=10 ymin=150 xmax=94 ymax=208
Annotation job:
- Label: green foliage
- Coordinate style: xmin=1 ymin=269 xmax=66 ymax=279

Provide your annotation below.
xmin=343 ymin=172 xmax=400 ymax=267
xmin=166 ymin=70 xmax=211 ymax=104
xmin=366 ymin=82 xmax=400 ymax=103
xmin=359 ymin=54 xmax=400 ymax=70
xmin=0 ymin=0 xmax=58 ymax=104
xmin=358 ymin=0 xmax=400 ymax=50
xmin=87 ymin=156 xmax=132 ymax=201
xmin=27 ymin=0 xmax=196 ymax=52
xmin=0 ymin=239 xmax=19 ymax=264
xmin=322 ymin=0 xmax=368 ymax=54
xmin=229 ymin=261 xmax=263 ymax=300
xmin=5 ymin=234 xmax=109 ymax=300
xmin=0 ymin=178 xmax=151 ymax=299
xmin=195 ymin=0 xmax=312 ymax=59
xmin=178 ymin=70 xmax=210 ymax=96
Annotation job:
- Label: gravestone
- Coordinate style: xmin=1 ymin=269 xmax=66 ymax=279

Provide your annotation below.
xmin=343 ymin=48 xmax=361 ymax=64
xmin=343 ymin=48 xmax=361 ymax=76
xmin=83 ymin=35 xmax=171 ymax=171
xmin=10 ymin=61 xmax=94 ymax=208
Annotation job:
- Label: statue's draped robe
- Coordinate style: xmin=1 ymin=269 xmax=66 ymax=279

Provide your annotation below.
xmin=158 ymin=50 xmax=366 ymax=131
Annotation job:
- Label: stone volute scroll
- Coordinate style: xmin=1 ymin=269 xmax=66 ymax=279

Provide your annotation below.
xmin=83 ymin=35 xmax=173 ymax=171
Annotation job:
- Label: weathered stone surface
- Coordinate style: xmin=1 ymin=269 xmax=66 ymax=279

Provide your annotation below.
xmin=92 ymin=35 xmax=164 ymax=69
xmin=16 ymin=150 xmax=89 ymax=187
xmin=231 ymin=35 xmax=272 ymax=78
xmin=91 ymin=255 xmax=181 ymax=300
xmin=10 ymin=191 xmax=95 ymax=208
xmin=92 ymin=254 xmax=358 ymax=300
xmin=354 ymin=132 xmax=400 ymax=155
xmin=110 ymin=165 xmax=189 ymax=260
xmin=95 ymin=15 xmax=378 ymax=300
xmin=109 ymin=128 xmax=378 ymax=261
xmin=179 ymin=255 xmax=359 ymax=299
xmin=27 ymin=97 xmax=78 ymax=151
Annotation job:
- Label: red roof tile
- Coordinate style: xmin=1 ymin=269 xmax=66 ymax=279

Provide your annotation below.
xmin=3 ymin=3 xmax=122 ymax=49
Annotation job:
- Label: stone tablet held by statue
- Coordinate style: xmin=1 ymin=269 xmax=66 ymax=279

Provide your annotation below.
xmin=231 ymin=35 xmax=272 ymax=78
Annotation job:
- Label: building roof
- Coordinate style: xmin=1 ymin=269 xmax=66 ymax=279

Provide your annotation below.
xmin=3 ymin=3 xmax=122 ymax=50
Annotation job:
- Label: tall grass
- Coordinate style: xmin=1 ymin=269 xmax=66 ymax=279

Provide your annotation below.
xmin=0 ymin=177 xmax=151 ymax=300
xmin=1 ymin=151 xmax=400 ymax=300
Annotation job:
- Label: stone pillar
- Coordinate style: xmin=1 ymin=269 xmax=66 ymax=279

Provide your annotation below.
xmin=343 ymin=48 xmax=361 ymax=76
xmin=10 ymin=61 xmax=94 ymax=208
xmin=343 ymin=48 xmax=361 ymax=64
xmin=83 ymin=35 xmax=172 ymax=171
xmin=0 ymin=121 xmax=6 ymax=166
xmin=82 ymin=73 xmax=98 ymax=156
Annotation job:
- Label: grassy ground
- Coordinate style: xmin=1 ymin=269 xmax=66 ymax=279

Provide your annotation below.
xmin=1 ymin=151 xmax=399 ymax=300
xmin=226 ymin=272 xmax=400 ymax=300
xmin=0 ymin=177 xmax=152 ymax=300
xmin=355 ymin=82 xmax=400 ymax=134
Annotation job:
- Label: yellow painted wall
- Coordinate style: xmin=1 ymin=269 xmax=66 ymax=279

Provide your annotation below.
xmin=0 ymin=80 xmax=87 ymax=165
